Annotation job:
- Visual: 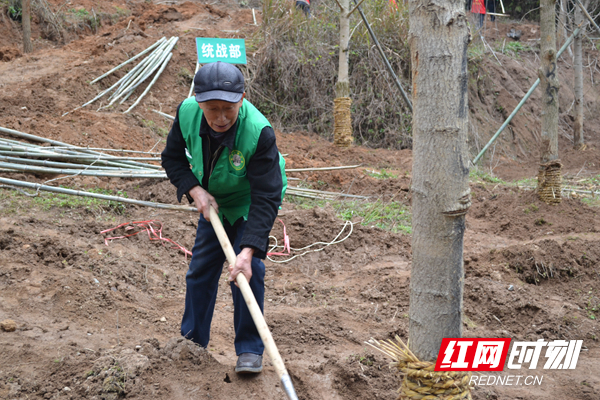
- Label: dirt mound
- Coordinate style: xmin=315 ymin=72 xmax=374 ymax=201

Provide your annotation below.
xmin=0 ymin=46 xmax=21 ymax=62
xmin=469 ymin=184 xmax=600 ymax=241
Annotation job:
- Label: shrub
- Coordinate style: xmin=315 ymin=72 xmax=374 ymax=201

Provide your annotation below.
xmin=246 ymin=0 xmax=412 ymax=149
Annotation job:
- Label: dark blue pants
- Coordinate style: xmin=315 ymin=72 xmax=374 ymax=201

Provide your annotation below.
xmin=181 ymin=214 xmax=265 ymax=356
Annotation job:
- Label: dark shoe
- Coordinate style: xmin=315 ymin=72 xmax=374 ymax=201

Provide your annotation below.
xmin=235 ymin=353 xmax=263 ymax=374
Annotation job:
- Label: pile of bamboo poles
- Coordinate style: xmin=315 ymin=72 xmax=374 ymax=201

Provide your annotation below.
xmin=65 ymin=36 xmax=178 ymax=116
xmin=286 ymin=186 xmax=369 ymax=200
xmin=0 ymin=126 xmax=165 ymax=179
xmin=0 ymin=125 xmax=371 ymax=200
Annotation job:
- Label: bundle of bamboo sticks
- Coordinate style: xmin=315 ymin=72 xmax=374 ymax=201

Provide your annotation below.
xmin=0 ymin=126 xmax=164 ymax=179
xmin=0 ymin=125 xmax=370 ymax=200
xmin=65 ymin=36 xmax=178 ymax=116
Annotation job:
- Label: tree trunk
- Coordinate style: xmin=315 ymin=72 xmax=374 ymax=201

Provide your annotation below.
xmin=558 ymin=0 xmax=572 ymax=57
xmin=408 ymin=0 xmax=471 ymax=363
xmin=538 ymin=0 xmax=561 ymax=204
xmin=573 ymin=0 xmax=588 ymax=149
xmin=333 ymin=0 xmax=353 ymax=147
xmin=22 ymin=0 xmax=33 ymax=54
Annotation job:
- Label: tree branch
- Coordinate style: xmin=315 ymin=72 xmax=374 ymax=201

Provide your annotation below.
xmin=575 ymin=0 xmax=600 ymax=37
xmin=347 ymin=0 xmax=367 ymax=18
xmin=333 ymin=0 xmax=344 ymax=12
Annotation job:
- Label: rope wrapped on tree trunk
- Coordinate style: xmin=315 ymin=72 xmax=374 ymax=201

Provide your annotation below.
xmin=537 ymin=160 xmax=562 ymax=204
xmin=333 ymin=97 xmax=353 ymax=147
xmin=367 ymin=336 xmax=473 ymax=400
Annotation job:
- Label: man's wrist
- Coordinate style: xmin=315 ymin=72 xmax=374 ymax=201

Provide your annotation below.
xmin=240 ymin=245 xmax=256 ymax=256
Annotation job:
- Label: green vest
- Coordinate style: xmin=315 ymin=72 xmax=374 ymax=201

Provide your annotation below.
xmin=178 ymin=97 xmax=287 ymax=224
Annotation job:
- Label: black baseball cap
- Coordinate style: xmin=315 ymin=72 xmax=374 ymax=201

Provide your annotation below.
xmin=194 ymin=61 xmax=245 ymax=103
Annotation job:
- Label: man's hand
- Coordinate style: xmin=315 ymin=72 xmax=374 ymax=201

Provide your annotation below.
xmin=229 ymin=247 xmax=254 ymax=286
xmin=188 ymin=185 xmax=218 ymax=221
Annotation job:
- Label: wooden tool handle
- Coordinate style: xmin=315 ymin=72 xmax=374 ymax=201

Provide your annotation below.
xmin=208 ymin=207 xmax=298 ymax=400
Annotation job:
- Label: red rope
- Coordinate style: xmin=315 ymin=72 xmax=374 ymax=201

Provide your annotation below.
xmin=267 ymin=219 xmax=291 ymax=256
xmin=101 ymin=220 xmax=192 ymax=258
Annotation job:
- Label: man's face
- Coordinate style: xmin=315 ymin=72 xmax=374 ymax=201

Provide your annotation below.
xmin=198 ymin=94 xmax=245 ymax=133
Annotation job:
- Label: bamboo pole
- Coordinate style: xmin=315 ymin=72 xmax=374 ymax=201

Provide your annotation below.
xmin=37 ymin=146 xmax=161 ymax=155
xmin=0 ymin=155 xmax=158 ymax=171
xmin=0 ymin=177 xmax=194 ymax=211
xmin=1 ymin=126 xmax=79 ymax=148
xmin=287 ymin=186 xmax=369 ymax=199
xmin=152 ymin=110 xmax=175 ymax=120
xmin=111 ymin=38 xmax=174 ymax=96
xmin=0 ymin=140 xmax=157 ymax=170
xmin=208 ymin=206 xmax=299 ymax=400
xmin=187 ymin=62 xmax=200 ymax=98
xmin=124 ymin=52 xmax=173 ymax=114
xmin=66 ymin=38 xmax=173 ymax=115
xmin=285 ymin=164 xmax=361 ymax=172
xmin=0 ymin=161 xmax=166 ymax=178
xmin=90 ymin=37 xmax=166 ymax=84
xmin=107 ymin=40 xmax=171 ymax=102
xmin=499 ymin=0 xmax=505 ymax=14
xmin=0 ymin=150 xmax=161 ymax=162
xmin=105 ymin=37 xmax=178 ymax=108
xmin=0 ymin=137 xmax=44 ymax=148
xmin=519 ymin=185 xmax=600 ymax=196
xmin=472 ymin=26 xmax=583 ymax=165
xmin=117 ymin=38 xmax=176 ymax=106
xmin=0 ymin=126 xmax=162 ymax=170
xmin=0 ymin=143 xmax=58 ymax=154
xmin=286 ymin=190 xmax=338 ymax=200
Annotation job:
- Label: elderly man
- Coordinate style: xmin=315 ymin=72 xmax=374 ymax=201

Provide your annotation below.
xmin=161 ymin=61 xmax=287 ymax=374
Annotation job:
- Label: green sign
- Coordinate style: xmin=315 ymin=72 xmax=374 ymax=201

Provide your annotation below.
xmin=195 ymin=38 xmax=247 ymax=64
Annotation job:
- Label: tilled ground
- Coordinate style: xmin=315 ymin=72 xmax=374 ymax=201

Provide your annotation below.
xmin=1 ymin=136 xmax=599 ymax=399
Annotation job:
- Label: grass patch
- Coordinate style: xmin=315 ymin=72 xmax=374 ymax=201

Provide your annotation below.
xmin=512 ymin=177 xmax=537 ymax=187
xmin=141 ymin=118 xmax=170 ymax=137
xmin=365 ymin=169 xmax=398 ymax=179
xmin=0 ymin=186 xmax=128 ymax=215
xmin=114 ymin=6 xmax=130 ymax=18
xmin=496 ymin=41 xmax=534 ymax=59
xmin=523 ymin=203 xmax=539 ymax=214
xmin=467 ymin=41 xmax=486 ymax=64
xmin=469 ymin=168 xmax=505 ymax=184
xmin=581 ymin=197 xmax=600 ymax=207
xmin=285 ymin=196 xmax=411 ymax=234
xmin=66 ymin=7 xmax=101 ymax=32
xmin=285 ymin=195 xmax=328 ymax=210
xmin=338 ymin=199 xmax=411 ymax=234
xmin=34 ymin=188 xmax=127 ymax=212
xmin=569 ymin=174 xmax=600 ymax=187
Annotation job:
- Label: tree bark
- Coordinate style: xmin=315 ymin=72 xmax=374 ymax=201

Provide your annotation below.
xmin=408 ymin=0 xmax=471 ymax=362
xmin=333 ymin=0 xmax=353 ymax=147
xmin=22 ymin=0 xmax=33 ymax=54
xmin=573 ymin=0 xmax=588 ymax=149
xmin=538 ymin=0 xmax=561 ymax=203
xmin=558 ymin=0 xmax=566 ymax=43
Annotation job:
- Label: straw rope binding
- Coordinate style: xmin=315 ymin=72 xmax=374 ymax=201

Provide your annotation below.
xmin=367 ymin=336 xmax=472 ymax=400
xmin=537 ymin=160 xmax=562 ymax=204
xmin=333 ymin=97 xmax=353 ymax=147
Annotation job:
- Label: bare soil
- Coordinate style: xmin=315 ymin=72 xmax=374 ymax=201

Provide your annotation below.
xmin=1 ymin=1 xmax=599 ymax=400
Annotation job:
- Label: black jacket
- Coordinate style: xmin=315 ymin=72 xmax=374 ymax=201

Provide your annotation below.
xmin=161 ymin=102 xmax=283 ymax=259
